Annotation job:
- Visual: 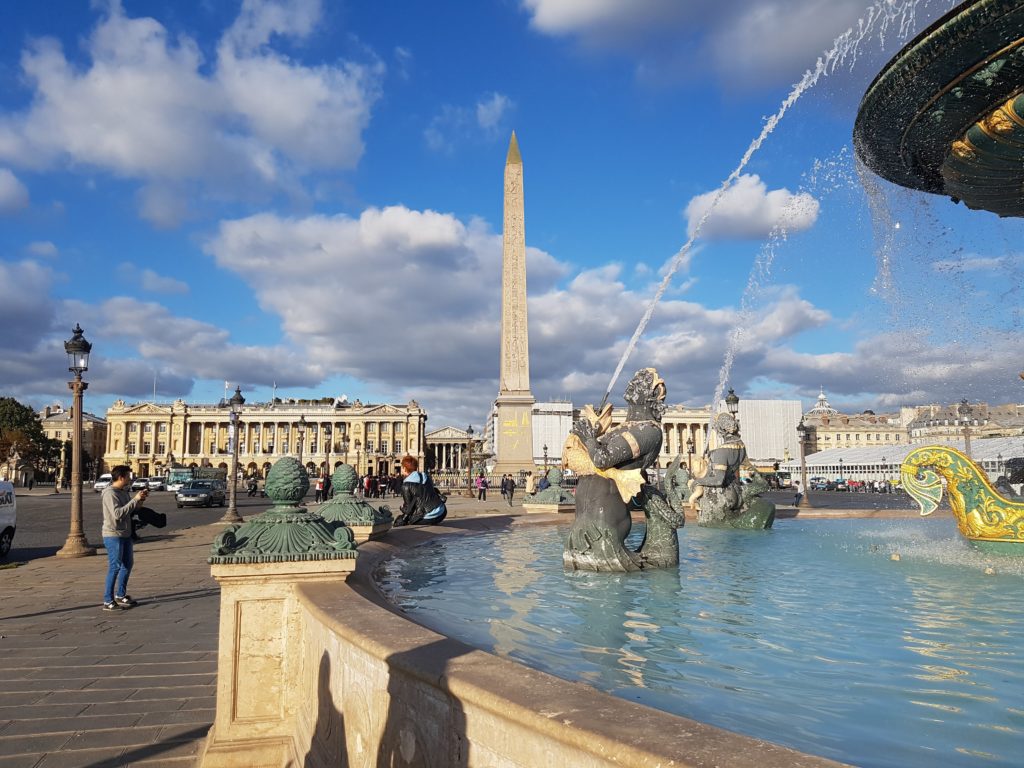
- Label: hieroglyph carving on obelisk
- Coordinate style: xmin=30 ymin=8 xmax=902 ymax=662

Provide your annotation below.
xmin=492 ymin=132 xmax=535 ymax=474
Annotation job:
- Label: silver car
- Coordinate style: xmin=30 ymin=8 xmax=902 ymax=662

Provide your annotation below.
xmin=147 ymin=477 xmax=167 ymax=491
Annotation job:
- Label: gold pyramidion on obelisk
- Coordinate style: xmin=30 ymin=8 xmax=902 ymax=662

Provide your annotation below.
xmin=491 ymin=131 xmax=536 ymax=475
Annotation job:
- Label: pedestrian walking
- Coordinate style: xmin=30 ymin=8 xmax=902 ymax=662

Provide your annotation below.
xmin=793 ymin=481 xmax=803 ymax=508
xmin=524 ymin=471 xmax=536 ymax=495
xmin=101 ymin=465 xmax=146 ymax=611
xmin=504 ymin=474 xmax=515 ymax=507
xmin=476 ymin=473 xmax=488 ymax=501
xmin=315 ymin=476 xmax=324 ymax=503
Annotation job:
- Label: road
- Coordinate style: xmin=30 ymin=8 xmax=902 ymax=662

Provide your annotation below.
xmin=7 ymin=489 xmax=279 ymax=563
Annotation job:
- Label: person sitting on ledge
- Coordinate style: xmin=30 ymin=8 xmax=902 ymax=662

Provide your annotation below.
xmin=396 ymin=455 xmax=447 ymax=526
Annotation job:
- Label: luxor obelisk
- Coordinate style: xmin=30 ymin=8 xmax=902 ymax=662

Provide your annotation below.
xmin=491 ymin=132 xmax=535 ymax=474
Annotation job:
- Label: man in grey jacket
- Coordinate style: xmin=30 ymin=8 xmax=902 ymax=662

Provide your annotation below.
xmin=101 ymin=465 xmax=148 ymax=610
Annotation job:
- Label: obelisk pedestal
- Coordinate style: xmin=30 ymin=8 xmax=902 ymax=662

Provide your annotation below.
xmin=492 ymin=132 xmax=536 ymax=475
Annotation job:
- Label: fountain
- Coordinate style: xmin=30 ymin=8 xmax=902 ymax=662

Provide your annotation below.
xmin=855 ymin=0 xmax=1024 ymax=548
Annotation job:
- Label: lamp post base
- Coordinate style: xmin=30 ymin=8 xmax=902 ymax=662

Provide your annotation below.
xmin=219 ymin=507 xmax=244 ymax=525
xmin=56 ymin=535 xmax=96 ymax=558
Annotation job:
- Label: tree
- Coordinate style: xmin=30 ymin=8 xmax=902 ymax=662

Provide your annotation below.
xmin=0 ymin=397 xmax=47 ymax=468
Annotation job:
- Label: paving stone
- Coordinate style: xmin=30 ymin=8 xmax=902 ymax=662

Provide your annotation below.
xmin=0 ymin=713 xmax=142 ymax=737
xmin=0 ymin=705 xmax=88 ymax=721
xmin=126 ymin=685 xmax=213 ymax=701
xmin=82 ymin=699 xmax=184 ymax=716
xmin=84 ymin=674 xmax=214 ymax=690
xmin=34 ymin=746 xmax=126 ymax=768
xmin=29 ymin=665 xmax=133 ymax=680
xmin=39 ymin=689 xmax=135 ymax=705
xmin=0 ymin=693 xmax=47 ymax=707
xmin=137 ymin=709 xmax=214 ymax=727
xmin=123 ymin=661 xmax=217 ymax=677
xmin=0 ymin=733 xmax=71 ymax=758
xmin=0 ymin=754 xmax=43 ymax=768
xmin=60 ymin=726 xmax=164 ymax=751
xmin=176 ymin=696 xmax=215 ymax=711
xmin=5 ymin=679 xmax=97 ymax=693
xmin=4 ymin=656 xmax=109 ymax=669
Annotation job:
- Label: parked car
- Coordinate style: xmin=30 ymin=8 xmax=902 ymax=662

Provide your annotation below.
xmin=93 ymin=473 xmax=113 ymax=492
xmin=834 ymin=480 xmax=849 ymax=492
xmin=175 ymin=480 xmax=226 ymax=508
xmin=147 ymin=477 xmax=167 ymax=491
xmin=0 ymin=480 xmax=16 ymax=558
xmin=131 ymin=477 xmax=150 ymax=491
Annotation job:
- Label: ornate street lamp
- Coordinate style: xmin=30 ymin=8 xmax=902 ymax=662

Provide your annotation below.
xmin=958 ymin=398 xmax=973 ymax=458
xmin=465 ymin=425 xmax=475 ymax=498
xmin=881 ymin=455 xmax=887 ymax=484
xmin=838 ymin=457 xmax=844 ymax=483
xmin=221 ymin=386 xmax=245 ymax=524
xmin=296 ymin=415 xmax=306 ymax=465
xmin=340 ymin=434 xmax=350 ymax=467
xmin=685 ymin=435 xmax=695 ymax=471
xmin=543 ymin=443 xmax=549 ymax=472
xmin=725 ymin=387 xmax=740 ymax=417
xmin=796 ymin=419 xmax=809 ymax=508
xmin=997 ymin=452 xmax=1004 ymax=477
xmin=56 ymin=324 xmax=96 ymax=558
xmin=323 ymin=423 xmax=333 ymax=478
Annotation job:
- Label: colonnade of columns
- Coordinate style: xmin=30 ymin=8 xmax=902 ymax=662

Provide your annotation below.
xmin=430 ymin=442 xmax=467 ymax=470
xmin=660 ymin=422 xmax=708 ymax=458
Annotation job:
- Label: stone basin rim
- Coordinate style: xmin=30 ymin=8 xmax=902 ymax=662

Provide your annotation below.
xmin=324 ymin=514 xmax=847 ymax=767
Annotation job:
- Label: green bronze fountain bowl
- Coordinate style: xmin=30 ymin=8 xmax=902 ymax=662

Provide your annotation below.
xmin=854 ymin=0 xmax=1024 ymax=217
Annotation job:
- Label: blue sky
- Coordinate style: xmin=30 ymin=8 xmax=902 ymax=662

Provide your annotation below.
xmin=1 ymin=0 xmax=1021 ymax=427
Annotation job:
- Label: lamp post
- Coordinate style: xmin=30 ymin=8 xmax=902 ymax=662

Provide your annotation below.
xmin=221 ymin=386 xmax=245 ymax=524
xmin=323 ymin=424 xmax=333 ymax=478
xmin=958 ymin=398 xmax=973 ymax=458
xmin=796 ymin=419 xmax=809 ymax=507
xmin=881 ymin=455 xmax=887 ymax=484
xmin=543 ymin=443 xmax=548 ymax=472
xmin=56 ymin=324 xmax=96 ymax=558
xmin=997 ymin=452 xmax=1004 ymax=477
xmin=838 ymin=458 xmax=844 ymax=483
xmin=296 ymin=415 xmax=306 ymax=466
xmin=725 ymin=387 xmax=740 ymax=417
xmin=341 ymin=435 xmax=350 ymax=467
xmin=465 ymin=425 xmax=475 ymax=498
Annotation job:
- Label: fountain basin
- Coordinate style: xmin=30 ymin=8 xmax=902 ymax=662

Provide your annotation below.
xmin=287 ymin=517 xmax=840 ymax=767
xmin=379 ymin=517 xmax=1024 ymax=768
xmin=854 ymin=0 xmax=1024 ymax=216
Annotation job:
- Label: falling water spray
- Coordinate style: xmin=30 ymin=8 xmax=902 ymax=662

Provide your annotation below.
xmin=600 ymin=0 xmax=946 ymax=408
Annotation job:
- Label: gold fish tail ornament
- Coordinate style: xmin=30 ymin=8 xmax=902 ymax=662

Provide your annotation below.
xmin=901 ymin=445 xmax=1024 ymax=549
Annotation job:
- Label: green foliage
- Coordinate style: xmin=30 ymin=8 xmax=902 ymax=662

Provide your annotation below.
xmin=0 ymin=397 xmax=47 ymax=465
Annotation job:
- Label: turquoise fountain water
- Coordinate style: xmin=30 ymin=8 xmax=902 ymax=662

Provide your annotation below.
xmin=378 ymin=520 xmax=1024 ymax=768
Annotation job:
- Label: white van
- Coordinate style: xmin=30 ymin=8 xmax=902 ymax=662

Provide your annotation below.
xmin=0 ymin=481 xmax=16 ymax=558
xmin=94 ymin=473 xmax=113 ymax=492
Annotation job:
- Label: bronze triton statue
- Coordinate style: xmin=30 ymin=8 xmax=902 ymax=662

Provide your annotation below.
xmin=562 ymin=368 xmax=686 ymax=571
xmin=688 ymin=412 xmax=775 ymax=529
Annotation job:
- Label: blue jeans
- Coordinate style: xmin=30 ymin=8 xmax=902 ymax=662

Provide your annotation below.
xmin=103 ymin=536 xmax=134 ymax=603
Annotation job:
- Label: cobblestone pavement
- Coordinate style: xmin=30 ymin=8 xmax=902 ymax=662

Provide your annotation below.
xmin=0 ymin=525 xmax=221 ymax=768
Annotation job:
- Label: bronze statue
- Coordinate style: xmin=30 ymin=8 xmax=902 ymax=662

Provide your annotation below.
xmin=689 ymin=412 xmax=774 ymax=529
xmin=562 ymin=368 xmax=685 ymax=571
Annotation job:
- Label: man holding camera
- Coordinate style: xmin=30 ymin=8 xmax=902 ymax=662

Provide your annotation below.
xmin=101 ymin=465 xmax=147 ymax=611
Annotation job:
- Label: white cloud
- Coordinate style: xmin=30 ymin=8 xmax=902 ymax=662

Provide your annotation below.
xmin=0 ymin=0 xmax=382 ymax=224
xmin=684 ymin=174 xmax=820 ymax=240
xmin=424 ymin=92 xmax=515 ymax=152
xmin=931 ymin=255 xmax=1006 ymax=273
xmin=0 ymin=168 xmax=29 ymax=213
xmin=521 ymin=0 xmax=945 ymax=86
xmin=476 ymin=93 xmax=513 ymax=131
xmin=26 ymin=241 xmax=58 ymax=258
xmin=141 ymin=269 xmax=189 ymax=295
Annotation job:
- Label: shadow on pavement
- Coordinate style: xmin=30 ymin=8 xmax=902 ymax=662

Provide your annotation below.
xmin=5 ymin=544 xmax=60 ymax=563
xmin=80 ymin=724 xmax=210 ymax=768
xmin=0 ymin=586 xmax=220 ymax=621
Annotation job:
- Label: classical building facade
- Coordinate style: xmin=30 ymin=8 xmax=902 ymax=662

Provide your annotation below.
xmin=802 ymin=389 xmax=906 ymax=455
xmin=424 ymin=426 xmax=481 ymax=472
xmin=102 ymin=398 xmax=427 ymax=479
xmin=39 ymin=404 xmax=108 ymax=476
xmin=904 ymin=402 xmax=1024 ymax=444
